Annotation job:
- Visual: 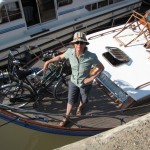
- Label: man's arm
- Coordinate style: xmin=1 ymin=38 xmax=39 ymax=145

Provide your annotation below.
xmin=84 ymin=63 xmax=104 ymax=85
xmin=42 ymin=53 xmax=65 ymax=71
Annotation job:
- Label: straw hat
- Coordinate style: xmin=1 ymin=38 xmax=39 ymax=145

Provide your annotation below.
xmin=70 ymin=32 xmax=89 ymax=45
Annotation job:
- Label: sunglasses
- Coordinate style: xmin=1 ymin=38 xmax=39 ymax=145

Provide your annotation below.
xmin=75 ymin=41 xmax=85 ymax=45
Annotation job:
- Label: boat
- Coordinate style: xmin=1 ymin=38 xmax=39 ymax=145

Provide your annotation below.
xmin=0 ymin=0 xmax=142 ymax=68
xmin=0 ymin=10 xmax=150 ymax=149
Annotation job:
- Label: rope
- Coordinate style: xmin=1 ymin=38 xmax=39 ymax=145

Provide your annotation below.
xmin=0 ymin=101 xmax=149 ymax=129
xmin=0 ymin=102 xmax=150 ymax=118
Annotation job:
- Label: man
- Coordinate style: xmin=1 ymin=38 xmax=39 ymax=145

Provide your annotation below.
xmin=42 ymin=32 xmax=104 ymax=127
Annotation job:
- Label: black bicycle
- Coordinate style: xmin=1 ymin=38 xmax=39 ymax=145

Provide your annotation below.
xmin=0 ymin=49 xmax=70 ymax=108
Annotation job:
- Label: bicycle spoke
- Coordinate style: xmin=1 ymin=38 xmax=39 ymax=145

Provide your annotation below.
xmin=53 ymin=76 xmax=69 ymax=101
xmin=0 ymin=83 xmax=34 ymax=108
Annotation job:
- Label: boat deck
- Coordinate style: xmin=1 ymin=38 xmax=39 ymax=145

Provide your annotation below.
xmin=3 ymin=81 xmax=150 ymax=131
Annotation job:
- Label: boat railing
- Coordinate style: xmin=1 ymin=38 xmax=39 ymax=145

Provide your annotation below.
xmin=1 ymin=99 xmax=150 ymax=129
xmin=88 ymin=27 xmax=122 ymax=41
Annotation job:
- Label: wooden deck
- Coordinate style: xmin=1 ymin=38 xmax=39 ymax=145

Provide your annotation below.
xmin=2 ymin=82 xmax=149 ymax=130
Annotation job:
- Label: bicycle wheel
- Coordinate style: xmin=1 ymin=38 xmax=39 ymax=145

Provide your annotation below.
xmin=0 ymin=83 xmax=34 ymax=108
xmin=53 ymin=75 xmax=70 ymax=101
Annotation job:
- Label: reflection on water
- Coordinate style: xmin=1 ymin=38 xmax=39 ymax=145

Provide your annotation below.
xmin=0 ymin=119 xmax=85 ymax=150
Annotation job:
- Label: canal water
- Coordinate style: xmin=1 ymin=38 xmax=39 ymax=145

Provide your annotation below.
xmin=0 ymin=119 xmax=85 ymax=150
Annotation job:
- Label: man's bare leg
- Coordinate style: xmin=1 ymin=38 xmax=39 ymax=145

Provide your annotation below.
xmin=59 ymin=103 xmax=73 ymax=127
xmin=66 ymin=103 xmax=73 ymax=116
xmin=76 ymin=100 xmax=84 ymax=116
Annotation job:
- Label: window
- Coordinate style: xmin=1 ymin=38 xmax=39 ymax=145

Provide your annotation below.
xmin=85 ymin=5 xmax=91 ymax=11
xmin=85 ymin=0 xmax=122 ymax=12
xmin=92 ymin=3 xmax=97 ymax=10
xmin=85 ymin=1 xmax=108 ymax=11
xmin=0 ymin=2 xmax=22 ymax=24
xmin=38 ymin=0 xmax=56 ymax=23
xmin=109 ymin=0 xmax=122 ymax=4
xmin=57 ymin=0 xmax=72 ymax=7
xmin=99 ymin=1 xmax=108 ymax=7
xmin=1 ymin=6 xmax=8 ymax=23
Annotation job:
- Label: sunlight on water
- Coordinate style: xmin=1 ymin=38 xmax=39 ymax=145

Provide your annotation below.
xmin=0 ymin=119 xmax=85 ymax=150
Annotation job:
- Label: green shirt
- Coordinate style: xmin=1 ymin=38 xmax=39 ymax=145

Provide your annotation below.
xmin=64 ymin=48 xmax=100 ymax=87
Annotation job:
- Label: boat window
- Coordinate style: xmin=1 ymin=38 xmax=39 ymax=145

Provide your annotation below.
xmin=85 ymin=1 xmax=108 ymax=11
xmin=109 ymin=0 xmax=122 ymax=4
xmin=92 ymin=3 xmax=97 ymax=10
xmin=21 ymin=0 xmax=40 ymax=27
xmin=0 ymin=2 xmax=22 ymax=24
xmin=37 ymin=0 xmax=56 ymax=23
xmin=21 ymin=0 xmax=57 ymax=27
xmin=98 ymin=1 xmax=108 ymax=7
xmin=85 ymin=0 xmax=122 ymax=11
xmin=102 ymin=47 xmax=130 ymax=66
xmin=57 ymin=0 xmax=72 ymax=7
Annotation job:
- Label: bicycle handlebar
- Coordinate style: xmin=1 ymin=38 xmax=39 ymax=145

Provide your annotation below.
xmin=32 ymin=60 xmax=67 ymax=83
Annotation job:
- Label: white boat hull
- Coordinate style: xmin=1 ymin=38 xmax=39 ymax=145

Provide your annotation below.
xmin=0 ymin=0 xmax=142 ymax=68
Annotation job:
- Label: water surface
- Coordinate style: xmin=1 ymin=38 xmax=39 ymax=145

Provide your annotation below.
xmin=0 ymin=119 xmax=85 ymax=150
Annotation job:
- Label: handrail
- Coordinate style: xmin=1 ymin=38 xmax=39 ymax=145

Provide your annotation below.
xmin=135 ymin=81 xmax=150 ymax=90
xmin=88 ymin=28 xmax=122 ymax=40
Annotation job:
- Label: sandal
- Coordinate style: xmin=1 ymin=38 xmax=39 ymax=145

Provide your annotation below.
xmin=76 ymin=107 xmax=83 ymax=117
xmin=59 ymin=116 xmax=70 ymax=127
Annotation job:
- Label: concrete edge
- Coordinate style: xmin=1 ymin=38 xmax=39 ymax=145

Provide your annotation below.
xmin=56 ymin=113 xmax=150 ymax=150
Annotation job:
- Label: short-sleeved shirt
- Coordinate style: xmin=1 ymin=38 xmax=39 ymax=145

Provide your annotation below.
xmin=64 ymin=47 xmax=100 ymax=87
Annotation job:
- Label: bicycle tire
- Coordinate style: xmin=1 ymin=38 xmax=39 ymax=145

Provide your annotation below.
xmin=0 ymin=83 xmax=34 ymax=108
xmin=53 ymin=75 xmax=70 ymax=101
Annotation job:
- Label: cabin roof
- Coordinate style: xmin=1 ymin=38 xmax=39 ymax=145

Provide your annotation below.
xmin=87 ymin=23 xmax=150 ymax=100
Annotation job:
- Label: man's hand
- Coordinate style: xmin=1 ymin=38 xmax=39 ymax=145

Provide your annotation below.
xmin=42 ymin=53 xmax=65 ymax=71
xmin=83 ymin=77 xmax=94 ymax=85
xmin=42 ymin=61 xmax=49 ymax=71
xmin=84 ymin=63 xmax=104 ymax=85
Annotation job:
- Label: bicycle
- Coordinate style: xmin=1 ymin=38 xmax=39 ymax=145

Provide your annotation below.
xmin=0 ymin=49 xmax=70 ymax=108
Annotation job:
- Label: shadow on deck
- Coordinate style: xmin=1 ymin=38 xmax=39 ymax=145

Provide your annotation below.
xmin=20 ymin=83 xmax=150 ymax=130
